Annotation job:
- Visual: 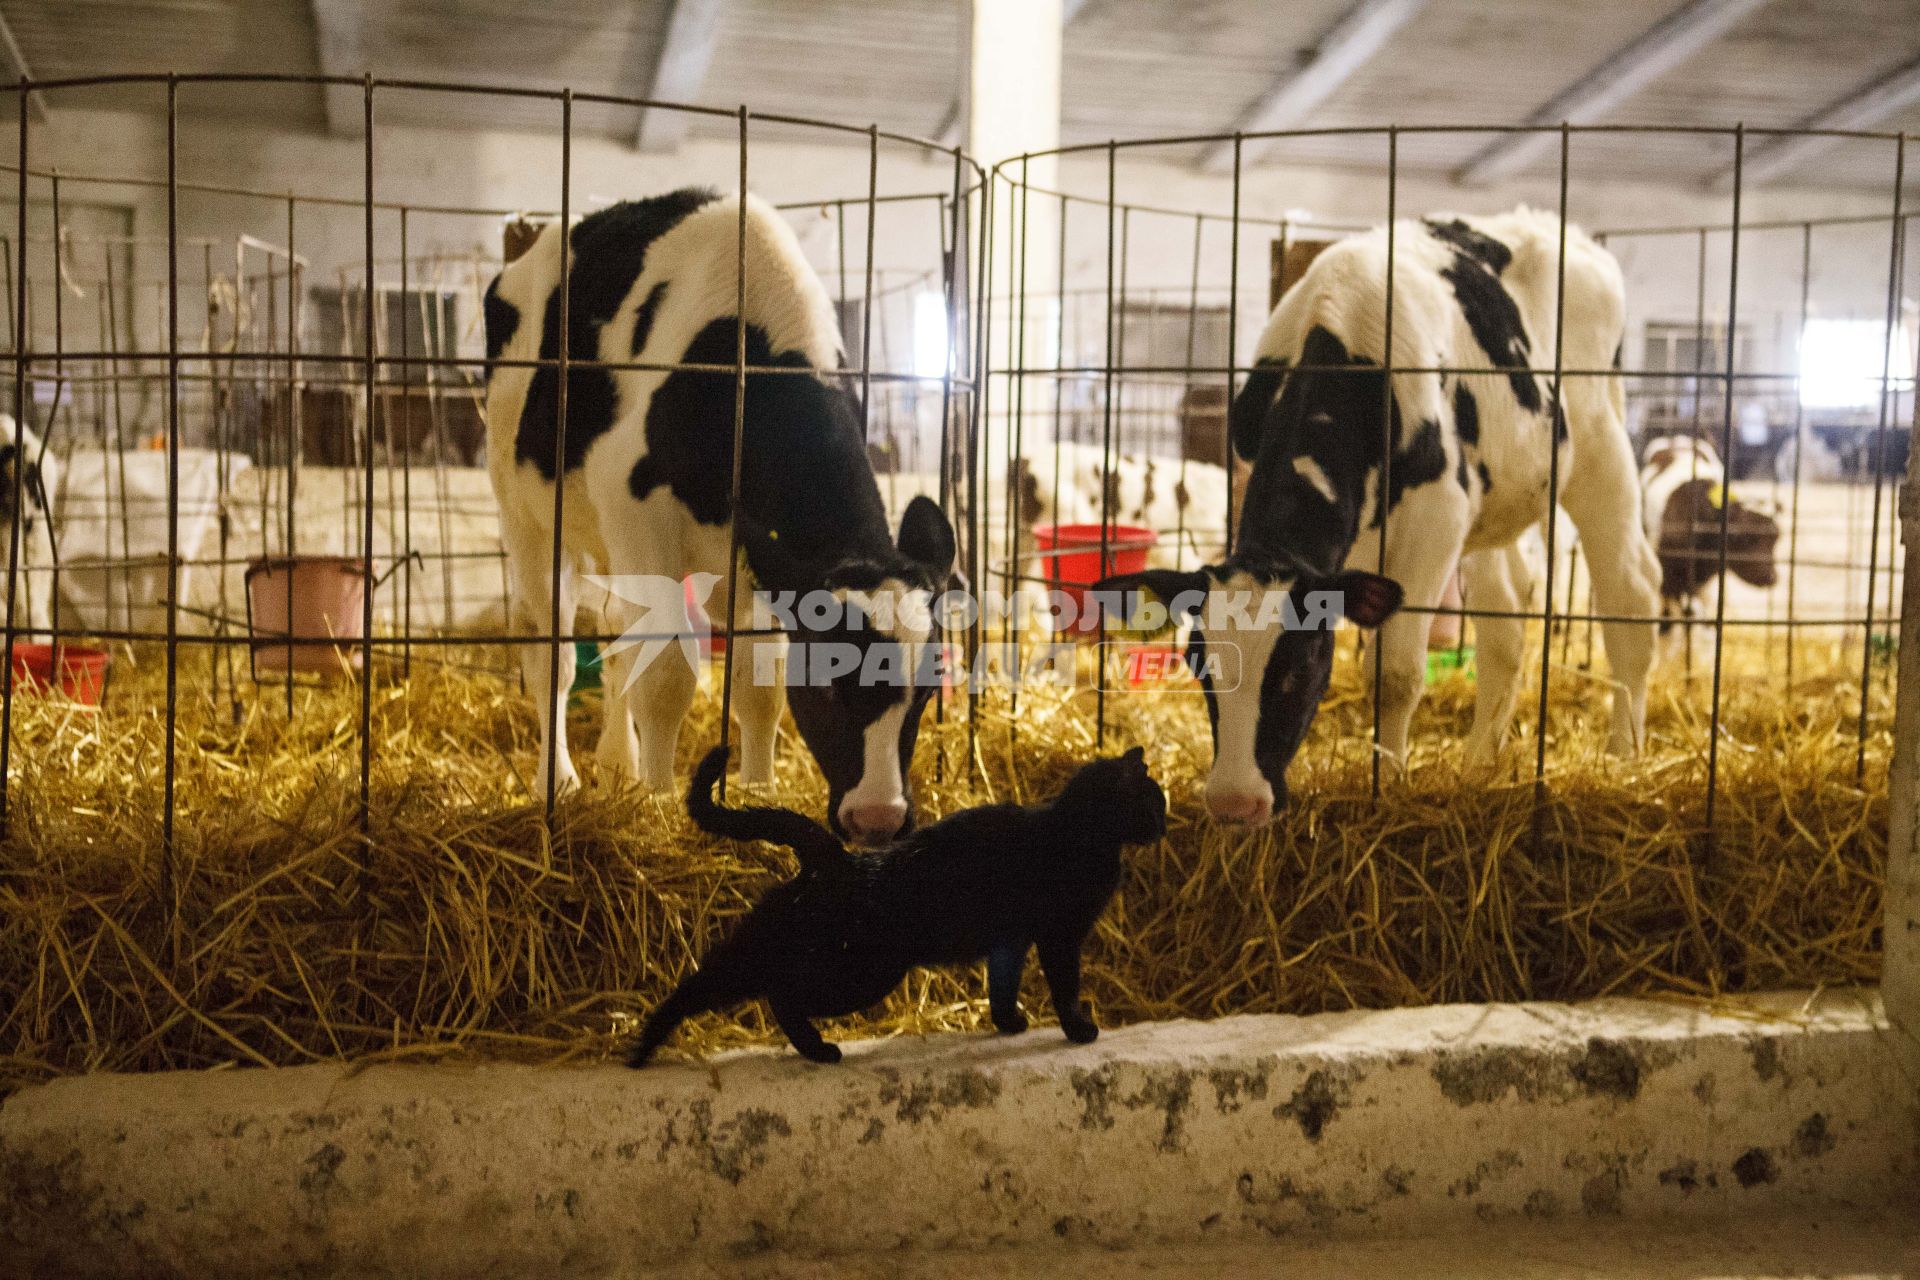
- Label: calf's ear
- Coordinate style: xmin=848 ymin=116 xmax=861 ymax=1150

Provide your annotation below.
xmin=1327 ymin=570 xmax=1403 ymax=628
xmin=1093 ymin=567 xmax=1211 ymax=619
xmin=897 ymin=496 xmax=956 ymax=582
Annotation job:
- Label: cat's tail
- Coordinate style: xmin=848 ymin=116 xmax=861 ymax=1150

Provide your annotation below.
xmin=686 ymin=744 xmax=848 ymax=870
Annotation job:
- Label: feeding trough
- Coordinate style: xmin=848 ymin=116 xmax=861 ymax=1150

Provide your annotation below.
xmin=243 ymin=556 xmax=369 ymax=677
xmin=1032 ymin=522 xmax=1158 ymax=639
xmin=9 ymin=643 xmax=111 ymax=706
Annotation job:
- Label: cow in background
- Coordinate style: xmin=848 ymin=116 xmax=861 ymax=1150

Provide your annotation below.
xmin=485 ymin=188 xmax=956 ymax=842
xmin=1640 ymin=434 xmax=1779 ymax=632
xmin=0 ymin=415 xmax=57 ymax=637
xmin=1100 ymin=208 xmax=1662 ymax=824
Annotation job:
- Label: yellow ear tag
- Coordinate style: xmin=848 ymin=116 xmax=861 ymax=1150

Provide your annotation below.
xmin=1706 ymin=483 xmax=1725 ymax=510
xmin=1115 ymin=587 xmax=1176 ymax=641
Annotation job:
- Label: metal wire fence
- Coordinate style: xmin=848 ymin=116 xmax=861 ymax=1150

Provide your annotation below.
xmin=0 ymin=76 xmax=1910 ymax=930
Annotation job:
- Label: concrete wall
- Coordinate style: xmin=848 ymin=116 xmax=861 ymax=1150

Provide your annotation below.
xmin=0 ymin=991 xmax=1906 ymax=1278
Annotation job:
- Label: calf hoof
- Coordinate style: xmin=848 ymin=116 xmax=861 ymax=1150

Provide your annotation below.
xmin=1606 ymin=725 xmax=1642 ymax=758
xmin=993 ymin=1010 xmax=1029 ymax=1035
xmin=1061 ymin=1015 xmax=1099 ymax=1045
xmin=596 ymin=758 xmax=642 ymax=789
xmin=1461 ymin=740 xmax=1501 ymax=772
xmin=798 ymin=1042 xmax=842 ymax=1065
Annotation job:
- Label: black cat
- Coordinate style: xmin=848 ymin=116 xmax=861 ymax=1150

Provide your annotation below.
xmin=627 ymin=744 xmax=1168 ymax=1066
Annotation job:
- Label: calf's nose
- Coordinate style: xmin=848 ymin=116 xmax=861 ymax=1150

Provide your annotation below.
xmin=1206 ymin=789 xmax=1273 ymax=826
xmin=842 ymin=799 xmax=908 ymax=843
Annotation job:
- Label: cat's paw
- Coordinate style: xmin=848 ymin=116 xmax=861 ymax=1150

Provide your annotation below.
xmin=1061 ymin=1015 xmax=1100 ymax=1045
xmin=993 ymin=1010 xmax=1029 ymax=1035
xmin=800 ymin=1042 xmax=843 ymax=1065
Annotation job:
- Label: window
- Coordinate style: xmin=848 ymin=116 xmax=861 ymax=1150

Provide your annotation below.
xmin=912 ymin=291 xmax=949 ymax=380
xmin=310 ymin=286 xmax=461 ymax=383
xmin=1798 ymin=318 xmax=1916 ymax=411
xmin=1639 ymin=320 xmax=1753 ymax=426
xmin=1118 ymin=299 xmax=1230 ymax=371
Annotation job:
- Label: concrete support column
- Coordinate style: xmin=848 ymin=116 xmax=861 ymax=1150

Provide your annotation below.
xmin=965 ymin=0 xmax=1063 ymax=345
xmin=963 ymin=0 xmax=1064 ymax=556
xmin=965 ymin=0 xmax=1062 ymax=177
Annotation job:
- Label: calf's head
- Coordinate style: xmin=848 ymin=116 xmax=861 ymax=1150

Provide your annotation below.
xmin=1096 ymin=558 xmax=1402 ymax=825
xmin=746 ymin=495 xmax=957 ymax=844
xmin=1661 ymin=479 xmax=1780 ymax=595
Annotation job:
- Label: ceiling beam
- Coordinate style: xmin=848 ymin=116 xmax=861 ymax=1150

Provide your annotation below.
xmin=634 ymin=0 xmax=727 ymax=153
xmin=1452 ymin=0 xmax=1770 ymax=186
xmin=310 ymin=0 xmax=366 ymax=137
xmin=1197 ymin=0 xmax=1426 ymax=173
xmin=0 ymin=5 xmax=47 ymax=125
xmin=931 ymin=0 xmax=1087 ymax=152
xmin=1711 ymin=53 xmax=1920 ymax=189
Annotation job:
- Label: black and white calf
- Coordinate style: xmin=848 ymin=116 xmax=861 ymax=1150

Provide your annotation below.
xmin=484 ymin=188 xmax=956 ymax=841
xmin=0 ymin=415 xmax=56 ymax=635
xmin=1101 ymin=209 xmax=1661 ymax=824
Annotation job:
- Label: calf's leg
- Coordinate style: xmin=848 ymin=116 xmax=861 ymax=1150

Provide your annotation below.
xmin=594 ymin=639 xmax=642 ymax=783
xmin=504 ymin=515 xmax=581 ymax=798
xmin=1561 ymin=459 xmax=1661 ymax=758
xmin=1460 ymin=544 xmax=1528 ymax=767
xmin=726 ymin=630 xmax=788 ymax=786
xmin=1361 ymin=489 xmax=1468 ymax=766
xmin=598 ymin=511 xmax=699 ymax=791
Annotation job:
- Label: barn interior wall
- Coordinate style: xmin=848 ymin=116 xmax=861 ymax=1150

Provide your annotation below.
xmin=15 ymin=106 xmax=1916 ymax=442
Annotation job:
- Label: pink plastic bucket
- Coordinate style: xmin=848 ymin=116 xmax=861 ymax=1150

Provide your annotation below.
xmin=245 ymin=556 xmax=368 ymax=675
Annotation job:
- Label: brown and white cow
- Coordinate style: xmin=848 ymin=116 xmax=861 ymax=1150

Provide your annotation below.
xmin=1639 ymin=434 xmax=1779 ymax=629
xmin=485 ymin=188 xmax=956 ymax=842
xmin=1007 ymin=442 xmax=1232 ymax=569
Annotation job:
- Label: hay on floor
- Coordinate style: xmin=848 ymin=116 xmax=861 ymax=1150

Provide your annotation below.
xmin=0 ymin=626 xmax=1889 ymax=1087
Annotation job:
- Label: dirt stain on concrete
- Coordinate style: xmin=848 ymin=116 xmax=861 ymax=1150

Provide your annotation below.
xmin=1275 ymin=1069 xmax=1347 ymax=1142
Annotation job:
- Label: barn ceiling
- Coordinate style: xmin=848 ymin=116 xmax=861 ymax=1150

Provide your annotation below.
xmin=0 ymin=0 xmax=1917 ymax=190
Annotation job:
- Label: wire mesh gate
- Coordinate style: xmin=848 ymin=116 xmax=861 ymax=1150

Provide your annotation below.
xmin=0 ymin=79 xmax=1905 ymax=1011
xmin=977 ymin=124 xmax=1911 ymax=862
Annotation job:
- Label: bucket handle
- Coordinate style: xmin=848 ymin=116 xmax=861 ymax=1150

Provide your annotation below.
xmin=370 ymin=550 xmax=425 ymax=592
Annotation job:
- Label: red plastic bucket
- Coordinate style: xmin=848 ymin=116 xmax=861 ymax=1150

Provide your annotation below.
xmin=1032 ymin=523 xmax=1157 ymax=638
xmin=11 ymin=643 xmax=110 ymax=705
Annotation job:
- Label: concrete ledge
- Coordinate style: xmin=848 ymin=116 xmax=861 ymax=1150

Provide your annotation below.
xmin=1 ymin=991 xmax=1911 ymax=1278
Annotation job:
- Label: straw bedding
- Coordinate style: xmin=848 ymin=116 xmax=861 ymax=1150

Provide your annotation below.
xmin=0 ymin=631 xmax=1888 ymax=1088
